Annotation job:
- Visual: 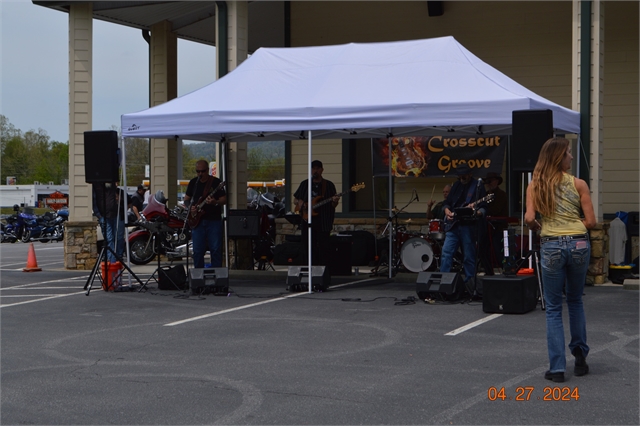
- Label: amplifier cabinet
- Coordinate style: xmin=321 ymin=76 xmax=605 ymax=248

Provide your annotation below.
xmin=227 ymin=209 xmax=261 ymax=239
xmin=481 ymin=274 xmax=538 ymax=314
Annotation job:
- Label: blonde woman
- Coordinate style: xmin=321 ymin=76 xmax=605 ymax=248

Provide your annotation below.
xmin=525 ymin=137 xmax=596 ymax=383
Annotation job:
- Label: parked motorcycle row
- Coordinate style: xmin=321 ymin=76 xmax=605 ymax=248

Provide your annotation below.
xmin=0 ymin=190 xmax=286 ymax=270
xmin=1 ymin=205 xmax=69 ymax=243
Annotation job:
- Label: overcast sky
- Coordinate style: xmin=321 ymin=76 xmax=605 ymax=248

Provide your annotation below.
xmin=1 ymin=0 xmax=217 ymax=143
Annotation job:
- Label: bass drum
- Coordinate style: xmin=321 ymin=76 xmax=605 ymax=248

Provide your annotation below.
xmin=400 ymin=237 xmax=436 ymax=273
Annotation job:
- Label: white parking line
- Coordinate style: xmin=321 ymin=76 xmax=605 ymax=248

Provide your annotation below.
xmin=0 ymin=276 xmax=87 ymax=289
xmin=0 ymin=291 xmax=87 ymax=308
xmin=165 ymin=278 xmax=380 ymax=327
xmin=1 ymin=294 xmax=76 ymax=297
xmin=445 ymin=313 xmax=502 ymax=336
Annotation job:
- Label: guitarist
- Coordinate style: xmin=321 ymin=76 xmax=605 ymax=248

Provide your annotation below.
xmin=184 ymin=160 xmax=227 ymax=268
xmin=440 ymin=163 xmax=488 ymax=292
xmin=293 ymin=160 xmax=339 ymax=266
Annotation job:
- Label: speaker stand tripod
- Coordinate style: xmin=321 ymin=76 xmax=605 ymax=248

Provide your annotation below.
xmin=84 ymin=240 xmax=144 ymax=295
xmin=518 ymin=249 xmax=545 ymax=311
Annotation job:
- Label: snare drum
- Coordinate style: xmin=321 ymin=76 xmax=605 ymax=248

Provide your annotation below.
xmin=428 ymin=219 xmax=445 ymax=240
xmin=400 ymin=236 xmax=436 ymax=272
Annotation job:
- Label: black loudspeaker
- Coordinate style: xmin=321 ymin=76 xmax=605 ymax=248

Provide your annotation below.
xmin=158 ymin=265 xmax=188 ymax=290
xmin=416 ymin=272 xmax=462 ymax=300
xmin=481 ymin=274 xmax=538 ymax=314
xmin=227 ymin=210 xmax=261 ymax=239
xmin=427 ymin=1 xmax=444 ymax=16
xmin=511 ymin=109 xmax=554 ymax=171
xmin=329 ymin=235 xmax=353 ymax=276
xmin=286 ymin=266 xmax=330 ymax=292
xmin=84 ymin=130 xmax=119 ymax=183
xmin=189 ymin=267 xmax=229 ymax=295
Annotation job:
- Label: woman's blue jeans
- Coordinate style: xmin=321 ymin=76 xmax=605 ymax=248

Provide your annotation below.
xmin=540 ymin=237 xmax=590 ymax=373
xmin=101 ymin=217 xmax=125 ymax=263
xmin=192 ymin=219 xmax=224 ymax=268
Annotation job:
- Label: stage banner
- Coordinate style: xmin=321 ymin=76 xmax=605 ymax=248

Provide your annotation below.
xmin=373 ymin=135 xmax=506 ymax=177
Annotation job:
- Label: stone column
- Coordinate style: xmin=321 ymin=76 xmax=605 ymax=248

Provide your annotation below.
xmin=149 ymin=20 xmax=178 ymax=204
xmin=223 ymin=1 xmax=249 ymax=210
xmin=64 ymin=3 xmax=96 ymax=269
xmin=587 ymin=223 xmax=610 ymax=285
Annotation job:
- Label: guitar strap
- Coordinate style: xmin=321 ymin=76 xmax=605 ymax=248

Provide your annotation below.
xmin=196 ymin=176 xmax=214 ymax=206
xmin=321 ymin=179 xmax=327 ymax=199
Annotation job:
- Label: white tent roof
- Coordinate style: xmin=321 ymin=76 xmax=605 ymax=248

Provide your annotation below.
xmin=121 ymin=36 xmax=580 ymax=142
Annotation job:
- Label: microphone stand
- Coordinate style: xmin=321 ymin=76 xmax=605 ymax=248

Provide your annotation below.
xmin=371 ymin=192 xmax=419 ymax=277
xmin=469 ymin=178 xmax=484 ymax=300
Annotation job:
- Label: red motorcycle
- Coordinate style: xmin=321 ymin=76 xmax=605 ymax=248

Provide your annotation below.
xmin=128 ymin=191 xmax=191 ymax=265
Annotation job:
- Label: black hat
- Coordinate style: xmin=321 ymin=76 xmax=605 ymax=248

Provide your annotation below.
xmin=137 ymin=184 xmax=147 ymax=191
xmin=311 ymin=160 xmax=323 ymax=169
xmin=484 ymin=172 xmax=503 ymax=185
xmin=455 ymin=163 xmax=471 ymax=176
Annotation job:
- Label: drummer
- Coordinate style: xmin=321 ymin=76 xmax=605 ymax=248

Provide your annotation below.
xmin=426 ymin=184 xmax=451 ymax=220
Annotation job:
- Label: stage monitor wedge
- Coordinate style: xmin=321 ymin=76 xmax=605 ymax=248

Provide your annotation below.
xmin=84 ymin=130 xmax=120 ymax=183
xmin=416 ymin=272 xmax=462 ymax=300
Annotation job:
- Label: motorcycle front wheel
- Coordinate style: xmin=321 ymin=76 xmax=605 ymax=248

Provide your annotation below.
xmin=20 ymin=228 xmax=31 ymax=243
xmin=129 ymin=234 xmax=156 ymax=265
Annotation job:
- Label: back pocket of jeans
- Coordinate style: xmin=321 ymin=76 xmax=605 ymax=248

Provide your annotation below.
xmin=571 ymin=247 xmax=590 ymax=265
xmin=542 ymin=249 xmax=562 ymax=269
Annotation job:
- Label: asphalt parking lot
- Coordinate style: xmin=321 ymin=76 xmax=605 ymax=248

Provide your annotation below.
xmin=1 ymin=242 xmax=639 ymax=425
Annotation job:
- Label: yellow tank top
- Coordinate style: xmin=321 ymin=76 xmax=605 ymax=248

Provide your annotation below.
xmin=540 ymin=173 xmax=587 ymax=237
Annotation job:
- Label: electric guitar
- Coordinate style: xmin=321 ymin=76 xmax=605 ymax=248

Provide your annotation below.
xmin=296 ymin=183 xmax=365 ymax=221
xmin=187 ymin=180 xmax=226 ymax=229
xmin=443 ymin=193 xmax=495 ymax=232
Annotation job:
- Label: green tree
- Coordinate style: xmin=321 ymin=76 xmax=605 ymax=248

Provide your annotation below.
xmin=124 ymin=137 xmax=149 ymax=186
xmin=0 ymin=116 xmax=69 ymax=185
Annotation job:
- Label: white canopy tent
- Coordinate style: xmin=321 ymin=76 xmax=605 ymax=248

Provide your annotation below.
xmin=121 ymin=36 xmax=581 ymax=283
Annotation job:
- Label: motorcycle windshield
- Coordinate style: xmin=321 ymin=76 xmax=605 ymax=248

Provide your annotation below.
xmin=142 ymin=193 xmax=167 ymax=217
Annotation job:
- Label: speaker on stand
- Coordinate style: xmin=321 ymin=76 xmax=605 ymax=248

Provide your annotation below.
xmin=509 ymin=110 xmax=554 ymax=215
xmin=84 ymin=130 xmax=120 ymax=183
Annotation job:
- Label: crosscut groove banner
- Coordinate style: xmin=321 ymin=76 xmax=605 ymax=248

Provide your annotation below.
xmin=373 ymin=135 xmax=506 ymax=177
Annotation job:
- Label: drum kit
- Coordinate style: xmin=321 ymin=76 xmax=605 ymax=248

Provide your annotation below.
xmin=374 ymin=204 xmax=461 ymax=275
xmin=397 ymin=219 xmax=449 ymax=273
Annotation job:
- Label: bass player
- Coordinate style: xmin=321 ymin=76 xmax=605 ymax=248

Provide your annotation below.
xmin=293 ymin=160 xmax=340 ymax=266
xmin=184 ymin=159 xmax=227 ymax=269
xmin=440 ymin=163 xmax=488 ymax=294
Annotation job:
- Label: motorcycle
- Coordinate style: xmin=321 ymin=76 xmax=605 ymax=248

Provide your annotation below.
xmin=1 ymin=215 xmax=17 ymax=243
xmin=35 ymin=209 xmax=68 ymax=243
xmin=128 ymin=190 xmax=191 ymax=265
xmin=2 ymin=205 xmax=39 ymax=243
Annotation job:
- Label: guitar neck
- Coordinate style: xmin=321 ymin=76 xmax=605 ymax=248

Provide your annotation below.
xmin=312 ymin=191 xmax=347 ymax=210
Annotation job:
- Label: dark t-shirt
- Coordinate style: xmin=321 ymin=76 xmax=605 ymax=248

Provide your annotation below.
xmin=131 ymin=192 xmax=145 ymax=213
xmin=294 ymin=178 xmax=337 ymax=232
xmin=93 ymin=184 xmax=131 ymax=220
xmin=185 ymin=176 xmax=226 ymax=221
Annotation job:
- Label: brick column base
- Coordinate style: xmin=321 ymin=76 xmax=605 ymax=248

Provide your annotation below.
xmin=63 ymin=221 xmax=98 ymax=270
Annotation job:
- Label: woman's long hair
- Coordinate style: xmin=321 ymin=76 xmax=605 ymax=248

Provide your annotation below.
xmin=529 ymin=137 xmax=570 ymax=217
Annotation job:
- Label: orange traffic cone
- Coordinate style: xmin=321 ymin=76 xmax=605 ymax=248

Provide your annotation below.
xmin=23 ymin=243 xmax=42 ymax=272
